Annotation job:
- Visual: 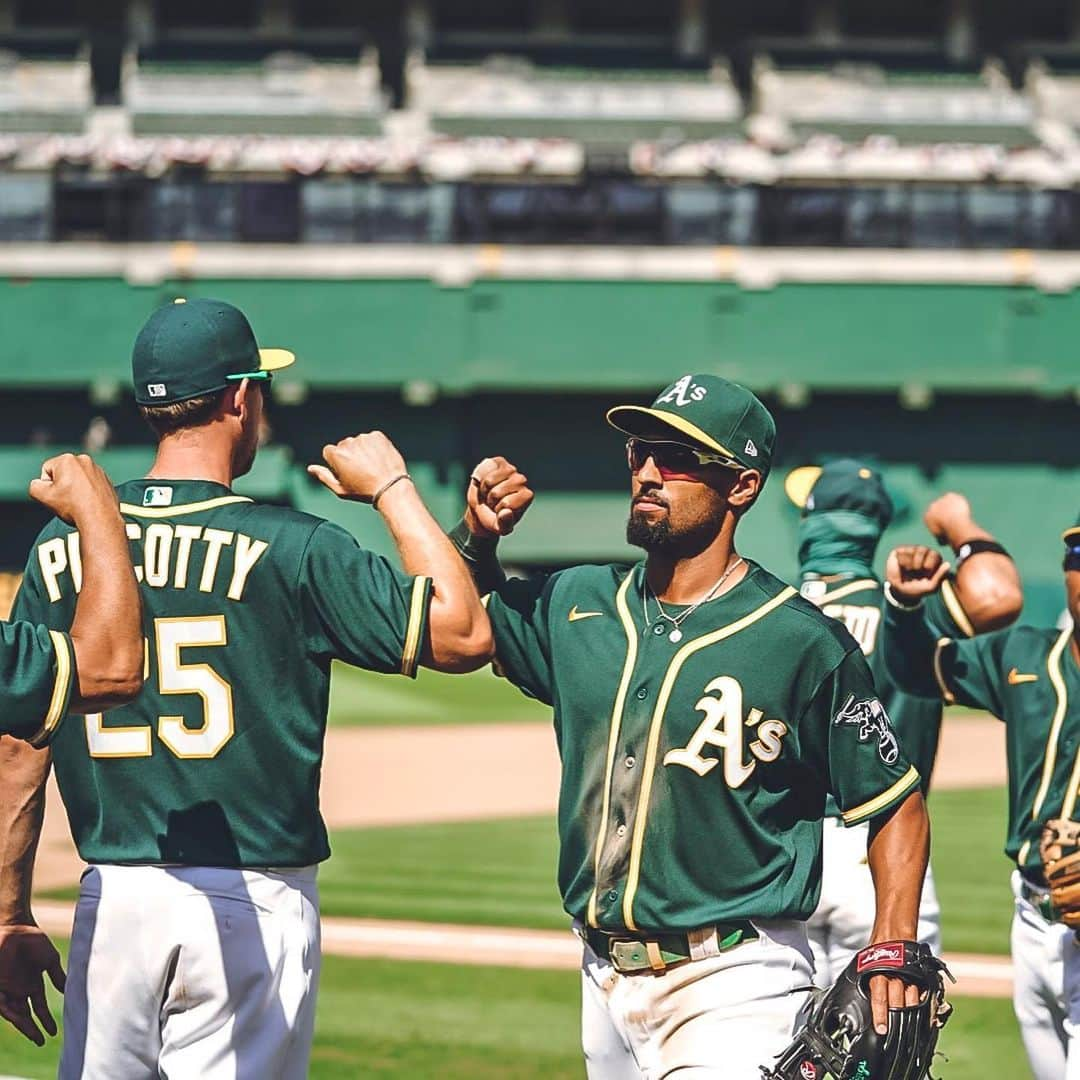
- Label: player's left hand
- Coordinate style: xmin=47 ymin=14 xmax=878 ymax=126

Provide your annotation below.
xmin=0 ymin=923 xmax=66 ymax=1045
xmin=465 ymin=456 xmax=533 ymax=537
xmin=923 ymin=491 xmax=973 ymax=545
xmin=868 ymin=970 xmax=921 ymax=1034
xmin=308 ymin=432 xmax=408 ymax=503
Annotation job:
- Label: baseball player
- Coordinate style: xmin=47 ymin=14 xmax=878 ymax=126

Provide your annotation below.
xmin=454 ymin=375 xmax=933 ymax=1077
xmin=786 ymin=460 xmax=1021 ymax=984
xmin=0 ymin=452 xmax=144 ymax=1047
xmin=0 ymin=298 xmax=491 ymax=1078
xmin=883 ymin=524 xmax=1080 ymax=1080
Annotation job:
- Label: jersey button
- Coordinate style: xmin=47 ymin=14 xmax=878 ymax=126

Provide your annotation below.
xmin=607 ymin=890 xmax=618 ymax=902
xmin=636 ymin=687 xmax=649 ymax=700
xmin=653 ymin=623 xmax=666 ymax=636
xmin=616 ymin=824 xmax=627 ymax=837
xmin=625 ymin=755 xmax=636 ymax=769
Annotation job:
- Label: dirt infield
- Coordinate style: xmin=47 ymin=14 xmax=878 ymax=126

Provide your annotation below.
xmin=32 ymin=713 xmax=1004 ymax=892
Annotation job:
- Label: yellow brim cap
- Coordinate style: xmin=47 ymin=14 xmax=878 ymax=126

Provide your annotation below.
xmin=605 ymin=405 xmax=736 ymax=459
xmin=258 ymin=348 xmax=296 ymax=372
xmin=784 ymin=466 xmax=823 ymax=509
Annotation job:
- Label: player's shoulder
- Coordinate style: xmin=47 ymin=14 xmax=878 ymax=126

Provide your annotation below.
xmin=755 ymin=566 xmax=863 ymax=659
xmin=999 ymin=622 xmax=1064 ymax=658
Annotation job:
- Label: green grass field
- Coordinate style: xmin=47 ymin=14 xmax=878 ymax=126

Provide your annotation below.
xmin=319 ymin=787 xmax=1015 ymax=955
xmin=328 ymin=662 xmax=547 ymax=727
xmin=0 ymin=948 xmax=1028 ymax=1080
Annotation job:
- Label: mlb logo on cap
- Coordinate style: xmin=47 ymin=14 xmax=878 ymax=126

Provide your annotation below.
xmin=147 ymin=383 xmax=167 ymax=398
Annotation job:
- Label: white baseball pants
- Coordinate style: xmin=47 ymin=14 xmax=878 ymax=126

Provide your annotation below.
xmin=59 ymin=863 xmax=321 ymax=1080
xmin=807 ymin=816 xmax=941 ymax=987
xmin=580 ymin=919 xmax=813 ymax=1079
xmin=1010 ymin=869 xmax=1080 ymax=1080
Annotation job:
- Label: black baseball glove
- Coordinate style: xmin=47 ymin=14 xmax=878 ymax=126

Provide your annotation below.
xmin=761 ymin=940 xmax=953 ymax=1080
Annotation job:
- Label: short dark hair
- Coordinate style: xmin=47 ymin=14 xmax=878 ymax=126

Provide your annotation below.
xmin=138 ymin=389 xmax=226 ymax=438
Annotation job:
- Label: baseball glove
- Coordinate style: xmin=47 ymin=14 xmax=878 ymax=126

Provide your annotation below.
xmin=760 ymin=940 xmax=953 ymax=1080
xmin=1040 ymin=818 xmax=1080 ymax=928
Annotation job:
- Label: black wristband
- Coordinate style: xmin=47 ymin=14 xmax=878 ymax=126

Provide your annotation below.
xmin=448 ymin=517 xmax=506 ymax=593
xmin=954 ymin=538 xmax=1009 ymax=567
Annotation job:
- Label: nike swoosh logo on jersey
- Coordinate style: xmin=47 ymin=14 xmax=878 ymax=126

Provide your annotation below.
xmin=1008 ymin=668 xmax=1039 ymax=685
xmin=568 ymin=606 xmax=603 ymax=622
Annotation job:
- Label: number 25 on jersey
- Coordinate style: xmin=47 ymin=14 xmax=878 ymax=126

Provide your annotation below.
xmin=85 ymin=615 xmax=234 ymax=760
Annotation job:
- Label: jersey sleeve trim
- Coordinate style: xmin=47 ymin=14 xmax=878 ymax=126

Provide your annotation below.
xmin=400 ymin=576 xmax=432 ymax=679
xmin=940 ymin=578 xmax=976 ymax=638
xmin=28 ymin=629 xmax=74 ymax=748
xmin=932 ymin=638 xmax=956 ymax=704
xmin=840 ymin=764 xmax=920 ymax=826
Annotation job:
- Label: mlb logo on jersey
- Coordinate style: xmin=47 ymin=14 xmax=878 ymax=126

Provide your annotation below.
xmin=143 ymin=486 xmax=174 ymax=507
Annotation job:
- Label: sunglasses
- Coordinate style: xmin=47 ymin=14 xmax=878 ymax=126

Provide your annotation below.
xmin=625 ymin=438 xmax=742 ymax=481
xmin=1064 ymin=544 xmax=1080 ymax=572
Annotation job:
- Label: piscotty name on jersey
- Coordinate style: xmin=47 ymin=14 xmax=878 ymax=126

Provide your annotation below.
xmin=35 ymin=522 xmax=268 ymax=603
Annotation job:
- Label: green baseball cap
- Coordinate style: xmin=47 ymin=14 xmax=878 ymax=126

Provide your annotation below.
xmin=132 ymin=297 xmax=295 ymax=406
xmin=606 ymin=374 xmax=776 ymax=478
xmin=785 ymin=459 xmax=894 ymax=527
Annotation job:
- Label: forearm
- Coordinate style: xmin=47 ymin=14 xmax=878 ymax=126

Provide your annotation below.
xmin=867 ymin=790 xmax=929 ymax=942
xmin=68 ymin=509 xmax=143 ymax=712
xmin=448 ymin=517 xmax=507 ymax=595
xmin=377 ymin=482 xmax=493 ymax=671
xmin=882 ymin=593 xmax=947 ymax=698
xmin=0 ymin=739 xmax=50 ymax=924
xmin=938 ymin=519 xmax=1022 ymax=633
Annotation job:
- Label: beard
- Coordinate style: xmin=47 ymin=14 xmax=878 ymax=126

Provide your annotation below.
xmin=626 ymin=504 xmax=723 ymax=557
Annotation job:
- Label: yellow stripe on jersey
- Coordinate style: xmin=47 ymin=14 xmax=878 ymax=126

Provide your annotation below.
xmin=841 ymin=765 xmax=920 ymax=825
xmin=622 ymin=585 xmax=798 ymax=932
xmin=586 ymin=570 xmax=638 ymax=928
xmin=1031 ymin=627 xmax=1072 ymax=823
xmin=120 ymin=495 xmax=253 ymax=519
xmin=940 ymin=578 xmax=975 ymax=639
xmin=932 ymin=638 xmax=956 ymax=704
xmin=400 ymin=576 xmax=431 ymax=679
xmin=29 ymin=630 xmax=73 ymax=748
xmin=815 ymin=579 xmax=879 ymax=605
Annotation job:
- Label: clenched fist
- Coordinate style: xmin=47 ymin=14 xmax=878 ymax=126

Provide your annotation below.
xmin=923 ymin=492 xmax=973 ymax=546
xmin=308 ymin=432 xmax=409 ymax=504
xmin=886 ymin=544 xmax=951 ymax=605
xmin=466 ymin=456 xmax=534 ymax=538
xmin=29 ymin=453 xmax=120 ymax=528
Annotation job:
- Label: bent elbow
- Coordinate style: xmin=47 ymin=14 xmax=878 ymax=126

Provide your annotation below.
xmin=428 ymin=621 xmax=495 ymax=674
xmin=965 ymin=584 xmax=1023 ymax=633
xmin=69 ymin=642 xmax=145 ymax=713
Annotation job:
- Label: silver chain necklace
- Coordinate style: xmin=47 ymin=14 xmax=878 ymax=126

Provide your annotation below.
xmin=642 ymin=557 xmax=746 ymax=644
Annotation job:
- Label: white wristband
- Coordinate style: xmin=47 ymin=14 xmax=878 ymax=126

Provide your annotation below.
xmin=884 ymin=582 xmax=925 ymax=612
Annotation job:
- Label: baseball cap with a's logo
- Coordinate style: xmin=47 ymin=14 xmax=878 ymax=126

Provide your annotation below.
xmin=606 ymin=373 xmax=776 ymax=479
xmin=132 ymin=297 xmax=295 ymax=406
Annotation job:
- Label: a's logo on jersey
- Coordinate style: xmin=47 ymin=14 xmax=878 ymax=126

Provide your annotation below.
xmin=147 ymin=383 xmax=167 ymax=398
xmin=655 ymin=374 xmax=707 ymax=408
xmin=834 ymin=694 xmax=899 ymax=765
xmin=568 ymin=605 xmax=603 ymax=622
xmin=664 ymin=675 xmax=788 ymax=788
xmin=1008 ymin=667 xmax=1038 ymax=686
xmin=142 ymin=486 xmax=174 ymax=507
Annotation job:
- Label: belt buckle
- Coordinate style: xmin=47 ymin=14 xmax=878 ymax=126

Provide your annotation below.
xmin=609 ymin=941 xmax=665 ymax=976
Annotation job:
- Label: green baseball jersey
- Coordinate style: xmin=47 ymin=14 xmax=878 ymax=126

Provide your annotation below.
xmin=486 ymin=560 xmax=920 ymax=933
xmin=800 ymin=575 xmax=974 ymax=804
xmin=12 ymin=478 xmax=431 ymax=868
xmin=886 ymin=608 xmax=1080 ymax=876
xmin=0 ymin=619 xmax=73 ymax=746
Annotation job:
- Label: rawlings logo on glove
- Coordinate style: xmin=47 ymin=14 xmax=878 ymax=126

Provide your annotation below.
xmin=761 ymin=940 xmax=953 ymax=1080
